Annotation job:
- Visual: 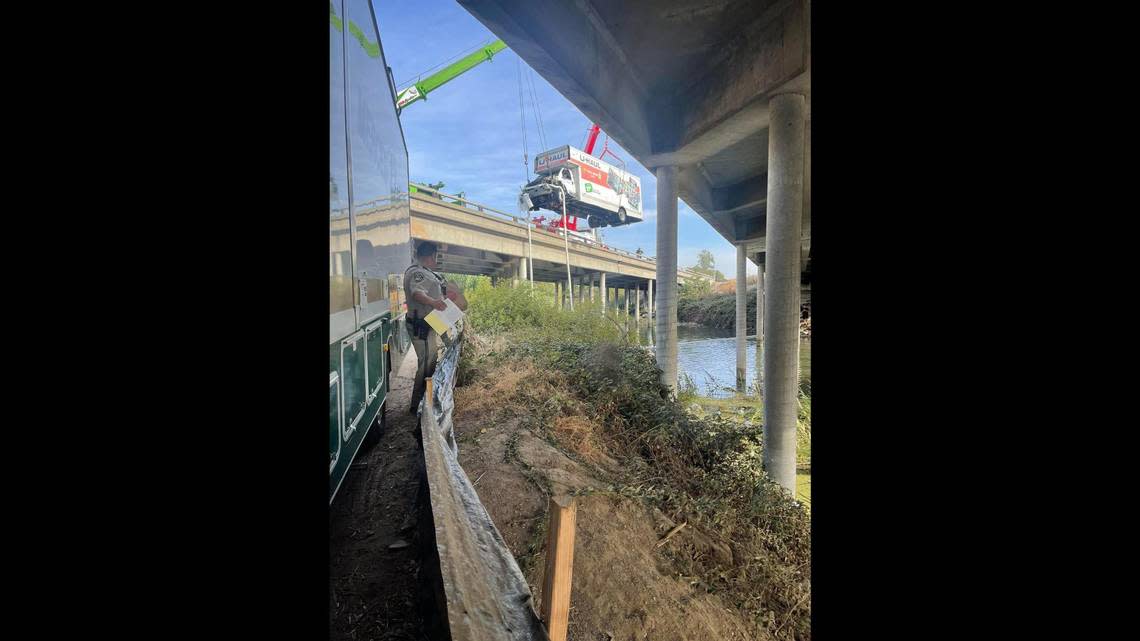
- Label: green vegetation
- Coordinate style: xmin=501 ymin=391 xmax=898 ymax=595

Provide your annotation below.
xmin=679 ymin=387 xmax=812 ymax=509
xmin=458 ymin=281 xmax=811 ymax=639
xmin=677 ymin=250 xmax=722 ymax=300
xmin=691 ymin=249 xmax=726 ymax=281
xmin=678 ymin=286 xmax=761 ymax=332
xmin=678 ymin=277 xmax=714 ymax=300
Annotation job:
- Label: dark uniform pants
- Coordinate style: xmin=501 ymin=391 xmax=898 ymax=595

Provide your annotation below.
xmin=409 ymin=330 xmax=441 ymax=413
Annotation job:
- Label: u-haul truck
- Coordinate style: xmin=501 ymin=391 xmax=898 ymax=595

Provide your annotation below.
xmin=522 ymin=145 xmax=643 ymax=228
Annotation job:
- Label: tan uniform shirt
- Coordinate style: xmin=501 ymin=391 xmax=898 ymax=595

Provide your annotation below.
xmin=404 ymin=262 xmax=444 ymax=320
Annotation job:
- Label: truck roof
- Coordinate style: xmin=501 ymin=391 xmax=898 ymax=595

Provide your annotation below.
xmin=534 ymin=145 xmax=638 ymax=184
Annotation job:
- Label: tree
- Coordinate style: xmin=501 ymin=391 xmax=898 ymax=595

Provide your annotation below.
xmin=696 ymin=249 xmax=715 ymax=271
xmin=690 ymin=249 xmax=725 ymax=281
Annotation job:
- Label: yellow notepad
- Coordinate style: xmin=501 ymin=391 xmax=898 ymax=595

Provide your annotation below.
xmin=424 ymin=299 xmax=464 ymax=335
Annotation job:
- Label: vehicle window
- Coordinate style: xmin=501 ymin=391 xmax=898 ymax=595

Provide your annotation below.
xmin=330 ymin=0 xmax=353 ymax=319
xmin=346 ymin=0 xmax=410 ymax=317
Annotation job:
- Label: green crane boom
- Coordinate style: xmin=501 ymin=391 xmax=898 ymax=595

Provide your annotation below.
xmin=395 ymin=40 xmax=507 ymax=114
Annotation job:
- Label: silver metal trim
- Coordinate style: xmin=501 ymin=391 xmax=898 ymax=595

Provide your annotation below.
xmin=330 ymin=371 xmax=342 ymax=474
xmin=330 ymin=308 xmax=357 ymax=345
xmin=341 ymin=0 xmax=358 ymax=331
xmin=358 ymin=299 xmax=391 ymax=327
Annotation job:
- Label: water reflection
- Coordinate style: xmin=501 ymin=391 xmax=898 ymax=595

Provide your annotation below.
xmin=637 ymin=323 xmax=810 ymax=398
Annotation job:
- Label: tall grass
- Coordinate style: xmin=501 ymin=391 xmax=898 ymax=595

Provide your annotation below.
xmin=462 ymin=279 xmax=633 ymax=344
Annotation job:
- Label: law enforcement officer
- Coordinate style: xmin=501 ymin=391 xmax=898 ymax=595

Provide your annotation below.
xmin=404 ymin=241 xmax=467 ymax=414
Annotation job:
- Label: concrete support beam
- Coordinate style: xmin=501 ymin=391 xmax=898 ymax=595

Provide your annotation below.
xmin=755 ymin=255 xmax=765 ymax=388
xmin=599 ymin=273 xmax=607 ymax=315
xmin=648 ymin=279 xmax=654 ymax=319
xmin=802 ymin=118 xmax=811 ymax=259
xmin=634 ymin=285 xmax=641 ymax=329
xmin=736 ymin=244 xmax=747 ymax=393
xmin=677 ymin=1 xmax=808 ymax=153
xmin=762 ymin=93 xmax=805 ymax=496
xmin=655 ymin=165 xmax=679 ymax=391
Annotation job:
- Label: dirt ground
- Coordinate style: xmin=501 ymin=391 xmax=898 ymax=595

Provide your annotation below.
xmin=453 ymin=403 xmax=759 ymax=641
xmin=329 ymin=350 xmax=429 ymax=641
xmin=331 ymin=347 xmax=788 ymax=640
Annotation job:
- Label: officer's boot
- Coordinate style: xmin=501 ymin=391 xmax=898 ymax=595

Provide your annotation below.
xmin=409 ymin=379 xmax=425 ymax=415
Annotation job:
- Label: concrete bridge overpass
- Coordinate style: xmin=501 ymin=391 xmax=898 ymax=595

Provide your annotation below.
xmin=459 ymin=0 xmax=812 ymax=496
xmin=408 ymin=183 xmax=705 ymax=307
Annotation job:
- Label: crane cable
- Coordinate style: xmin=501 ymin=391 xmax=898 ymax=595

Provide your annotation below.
xmin=516 ymin=57 xmax=529 ymax=183
xmin=526 ymin=69 xmax=548 ymax=151
xmin=516 ymin=57 xmax=535 ymax=288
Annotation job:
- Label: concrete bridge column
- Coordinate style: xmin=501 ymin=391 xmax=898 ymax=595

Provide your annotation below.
xmin=655 ymin=165 xmax=678 ymax=391
xmin=599 ymin=272 xmax=607 ymax=315
xmin=515 ymin=257 xmax=526 ymax=287
xmin=736 ymin=244 xmax=747 ymax=393
xmin=589 ymin=274 xmax=595 ymax=303
xmin=763 ymin=93 xmax=806 ymax=496
xmin=755 ymin=255 xmax=764 ymax=388
xmin=648 ymin=279 xmax=654 ymax=320
xmin=635 ymin=284 xmax=641 ymax=328
xmin=623 ymin=288 xmax=629 ymax=318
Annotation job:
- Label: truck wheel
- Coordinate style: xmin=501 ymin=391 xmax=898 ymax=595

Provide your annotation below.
xmin=617 ymin=207 xmax=627 ymax=224
xmin=588 ymin=215 xmax=603 ymax=228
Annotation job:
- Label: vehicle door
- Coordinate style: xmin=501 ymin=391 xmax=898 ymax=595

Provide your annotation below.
xmin=558 ymin=166 xmax=577 ymax=200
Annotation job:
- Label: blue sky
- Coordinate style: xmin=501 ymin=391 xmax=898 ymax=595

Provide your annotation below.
xmin=374 ymin=0 xmax=755 ymax=278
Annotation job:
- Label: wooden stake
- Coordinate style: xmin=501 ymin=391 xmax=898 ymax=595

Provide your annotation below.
xmin=540 ymin=495 xmax=577 ymax=641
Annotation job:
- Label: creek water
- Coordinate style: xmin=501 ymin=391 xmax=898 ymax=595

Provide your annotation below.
xmin=635 ymin=323 xmax=811 ymax=398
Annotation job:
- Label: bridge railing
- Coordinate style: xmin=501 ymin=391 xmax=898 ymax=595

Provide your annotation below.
xmin=409 ymin=182 xmax=666 ymax=267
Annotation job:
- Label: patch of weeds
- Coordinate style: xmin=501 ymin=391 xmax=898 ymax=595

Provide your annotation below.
xmin=517 ymin=509 xmax=550 ymax=576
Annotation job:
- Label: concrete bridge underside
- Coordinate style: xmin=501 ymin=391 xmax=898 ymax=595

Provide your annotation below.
xmin=459 ymin=0 xmax=811 ymax=496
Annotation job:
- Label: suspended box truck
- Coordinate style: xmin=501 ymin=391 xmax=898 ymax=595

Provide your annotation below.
xmin=522 ymin=145 xmax=643 ymax=228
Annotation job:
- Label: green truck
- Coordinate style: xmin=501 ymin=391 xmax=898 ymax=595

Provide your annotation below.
xmin=330 ymin=0 xmax=413 ymax=504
